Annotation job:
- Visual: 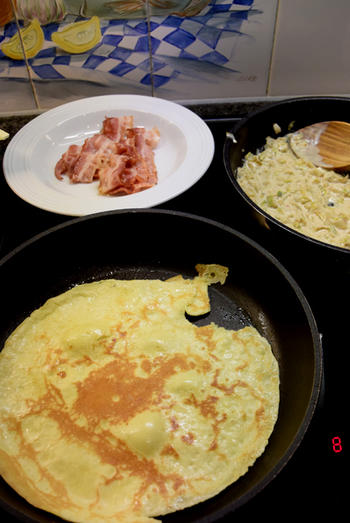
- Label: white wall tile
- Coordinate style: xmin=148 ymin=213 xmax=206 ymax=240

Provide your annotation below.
xmin=269 ymin=0 xmax=350 ymax=96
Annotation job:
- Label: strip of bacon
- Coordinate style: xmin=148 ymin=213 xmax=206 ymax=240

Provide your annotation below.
xmin=101 ymin=116 xmax=134 ymax=142
xmin=55 ymin=116 xmax=159 ymax=196
xmin=133 ymin=127 xmax=158 ymax=185
xmin=71 ymin=134 xmax=117 ymax=184
xmin=55 ymin=144 xmax=82 ymax=180
xmin=98 ymin=154 xmax=129 ymax=195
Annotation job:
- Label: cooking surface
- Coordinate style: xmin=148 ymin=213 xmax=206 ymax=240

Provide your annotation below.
xmin=0 ymin=115 xmax=346 ymax=520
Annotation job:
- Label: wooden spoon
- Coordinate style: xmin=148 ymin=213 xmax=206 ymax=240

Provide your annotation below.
xmin=288 ymin=121 xmax=350 ymax=171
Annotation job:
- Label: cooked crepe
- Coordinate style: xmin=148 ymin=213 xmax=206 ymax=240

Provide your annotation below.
xmin=0 ymin=265 xmax=279 ymax=523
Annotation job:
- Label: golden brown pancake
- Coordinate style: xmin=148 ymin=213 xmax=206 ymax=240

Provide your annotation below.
xmin=0 ymin=265 xmax=279 ymax=523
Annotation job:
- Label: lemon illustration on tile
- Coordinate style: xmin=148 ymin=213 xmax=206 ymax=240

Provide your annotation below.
xmin=1 ymin=18 xmax=44 ymax=60
xmin=51 ymin=16 xmax=101 ymax=54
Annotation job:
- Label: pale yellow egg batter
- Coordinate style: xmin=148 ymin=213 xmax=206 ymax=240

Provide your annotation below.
xmin=0 ymin=265 xmax=279 ymax=523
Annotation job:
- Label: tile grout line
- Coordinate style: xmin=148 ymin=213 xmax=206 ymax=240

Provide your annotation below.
xmin=9 ymin=0 xmax=41 ymax=110
xmin=145 ymin=0 xmax=155 ymax=97
xmin=266 ymin=0 xmax=280 ymax=96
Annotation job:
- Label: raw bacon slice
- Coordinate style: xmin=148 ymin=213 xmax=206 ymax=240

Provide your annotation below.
xmin=71 ymin=135 xmax=117 ymax=184
xmin=55 ymin=144 xmax=82 ymax=180
xmin=112 ymin=127 xmax=158 ymax=192
xmin=55 ymin=134 xmax=117 ymax=183
xmin=55 ymin=116 xmax=159 ymax=197
xmin=101 ymin=116 xmax=134 ymax=142
xmin=98 ymin=155 xmax=129 ymax=195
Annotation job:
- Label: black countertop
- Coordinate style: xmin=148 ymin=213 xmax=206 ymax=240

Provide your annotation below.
xmin=0 ymin=109 xmax=346 ymax=521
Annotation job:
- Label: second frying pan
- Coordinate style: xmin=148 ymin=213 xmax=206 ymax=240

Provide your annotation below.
xmin=0 ymin=209 xmax=322 ymax=522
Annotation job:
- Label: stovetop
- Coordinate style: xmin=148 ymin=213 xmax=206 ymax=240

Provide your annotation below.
xmin=0 ymin=116 xmax=346 ymax=520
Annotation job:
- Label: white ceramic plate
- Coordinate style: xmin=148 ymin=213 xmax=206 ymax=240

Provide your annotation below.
xmin=3 ymin=95 xmax=214 ymax=216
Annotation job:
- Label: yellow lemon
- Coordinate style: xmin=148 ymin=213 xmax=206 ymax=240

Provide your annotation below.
xmin=51 ymin=16 xmax=101 ymax=54
xmin=1 ymin=18 xmax=44 ymax=60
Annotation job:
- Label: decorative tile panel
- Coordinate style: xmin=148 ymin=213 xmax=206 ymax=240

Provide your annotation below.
xmin=0 ymin=0 xmax=277 ymax=112
xmin=0 ymin=15 xmax=153 ymax=88
xmin=150 ymin=0 xmax=278 ymax=99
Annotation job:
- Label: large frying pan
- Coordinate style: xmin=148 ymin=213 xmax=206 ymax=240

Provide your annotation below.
xmin=0 ymin=209 xmax=322 ymax=522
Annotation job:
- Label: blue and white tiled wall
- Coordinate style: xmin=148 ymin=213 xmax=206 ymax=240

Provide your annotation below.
xmin=1 ymin=0 xmax=350 ymax=114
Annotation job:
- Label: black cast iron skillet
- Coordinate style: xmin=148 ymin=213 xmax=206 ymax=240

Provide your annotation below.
xmin=223 ymin=96 xmax=350 ymax=266
xmin=0 ymin=209 xmax=322 ymax=522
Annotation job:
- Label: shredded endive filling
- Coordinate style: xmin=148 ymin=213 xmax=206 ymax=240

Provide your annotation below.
xmin=237 ymin=134 xmax=350 ymax=249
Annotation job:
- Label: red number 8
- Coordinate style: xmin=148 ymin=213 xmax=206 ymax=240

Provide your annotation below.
xmin=332 ymin=436 xmax=342 ymax=453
